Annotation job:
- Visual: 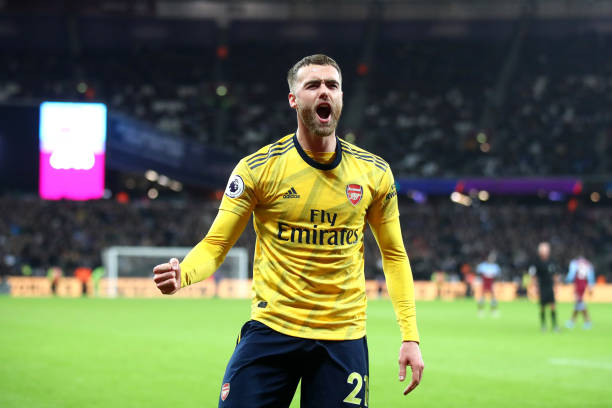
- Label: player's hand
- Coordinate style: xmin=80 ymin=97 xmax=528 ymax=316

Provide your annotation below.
xmin=153 ymin=258 xmax=181 ymax=295
xmin=398 ymin=341 xmax=424 ymax=395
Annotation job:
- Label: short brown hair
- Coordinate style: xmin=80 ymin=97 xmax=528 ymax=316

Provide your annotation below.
xmin=287 ymin=54 xmax=342 ymax=92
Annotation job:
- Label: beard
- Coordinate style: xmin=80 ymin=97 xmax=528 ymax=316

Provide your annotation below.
xmin=296 ymin=98 xmax=343 ymax=138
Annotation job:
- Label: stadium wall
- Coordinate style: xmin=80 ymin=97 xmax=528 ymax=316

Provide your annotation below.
xmin=6 ymin=277 xmax=612 ymax=303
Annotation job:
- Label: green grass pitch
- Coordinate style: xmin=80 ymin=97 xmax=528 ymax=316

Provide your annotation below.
xmin=1 ymin=297 xmax=611 ymax=407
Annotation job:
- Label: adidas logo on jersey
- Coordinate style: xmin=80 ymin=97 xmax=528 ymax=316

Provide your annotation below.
xmin=283 ymin=187 xmax=300 ymax=199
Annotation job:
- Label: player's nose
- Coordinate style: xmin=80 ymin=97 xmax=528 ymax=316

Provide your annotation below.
xmin=318 ymin=90 xmax=330 ymax=101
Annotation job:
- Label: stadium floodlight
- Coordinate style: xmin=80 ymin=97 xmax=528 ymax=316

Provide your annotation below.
xmin=102 ymin=246 xmax=249 ymax=298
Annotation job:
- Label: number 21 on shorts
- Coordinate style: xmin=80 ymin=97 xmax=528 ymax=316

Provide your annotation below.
xmin=343 ymin=372 xmax=369 ymax=406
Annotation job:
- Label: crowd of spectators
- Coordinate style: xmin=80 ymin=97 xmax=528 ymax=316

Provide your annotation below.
xmin=491 ymin=34 xmax=612 ymax=176
xmin=396 ymin=200 xmax=611 ymax=281
xmin=360 ymin=36 xmax=612 ymax=176
xmin=1 ymin=196 xmax=609 ymax=282
xmin=359 ymin=41 xmax=501 ymax=176
xmin=1 ymin=34 xmax=611 ymax=176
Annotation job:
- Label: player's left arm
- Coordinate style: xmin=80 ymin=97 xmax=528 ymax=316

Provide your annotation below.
xmin=475 ymin=263 xmax=483 ymax=276
xmin=370 ymin=218 xmax=424 ymax=395
xmin=588 ymin=265 xmax=595 ymax=293
xmin=367 ymin=166 xmax=424 ymax=396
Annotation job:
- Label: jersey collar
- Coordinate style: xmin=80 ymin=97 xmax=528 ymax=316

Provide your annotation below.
xmin=292 ymin=133 xmax=342 ymax=171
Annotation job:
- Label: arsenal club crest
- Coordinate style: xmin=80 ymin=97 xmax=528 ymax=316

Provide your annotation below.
xmin=346 ymin=184 xmax=363 ymax=205
xmin=221 ymin=383 xmax=230 ymax=401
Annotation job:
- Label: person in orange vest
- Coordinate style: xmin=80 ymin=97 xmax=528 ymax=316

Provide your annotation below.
xmin=74 ymin=267 xmax=92 ymax=296
xmin=461 ymin=263 xmax=475 ymax=298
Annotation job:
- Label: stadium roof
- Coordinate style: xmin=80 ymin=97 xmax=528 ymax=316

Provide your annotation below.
xmin=4 ymin=0 xmax=612 ymax=20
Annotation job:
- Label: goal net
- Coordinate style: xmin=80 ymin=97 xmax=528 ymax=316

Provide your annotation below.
xmin=102 ymin=246 xmax=249 ymax=298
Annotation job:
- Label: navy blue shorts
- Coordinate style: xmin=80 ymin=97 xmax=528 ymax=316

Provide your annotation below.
xmin=218 ymin=320 xmax=369 ymax=408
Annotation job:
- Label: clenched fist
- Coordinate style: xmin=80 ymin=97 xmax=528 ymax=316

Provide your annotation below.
xmin=153 ymin=258 xmax=181 ymax=295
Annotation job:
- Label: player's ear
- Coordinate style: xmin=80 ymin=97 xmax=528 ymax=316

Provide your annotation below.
xmin=288 ymin=92 xmax=297 ymax=109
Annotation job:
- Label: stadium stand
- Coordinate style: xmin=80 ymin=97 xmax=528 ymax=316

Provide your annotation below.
xmin=1 ymin=29 xmax=611 ymax=176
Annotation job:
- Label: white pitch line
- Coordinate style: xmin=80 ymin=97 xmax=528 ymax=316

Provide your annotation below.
xmin=549 ymin=358 xmax=612 ymax=370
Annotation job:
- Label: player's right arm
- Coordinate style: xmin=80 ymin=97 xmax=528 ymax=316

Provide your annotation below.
xmin=152 ymin=209 xmax=251 ymax=294
xmin=153 ymin=160 xmax=258 ymax=295
xmin=182 ymin=209 xmax=252 ymax=286
xmin=566 ymin=260 xmax=577 ymax=284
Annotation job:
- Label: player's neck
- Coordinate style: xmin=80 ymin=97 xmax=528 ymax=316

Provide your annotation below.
xmin=296 ymin=124 xmax=336 ymax=153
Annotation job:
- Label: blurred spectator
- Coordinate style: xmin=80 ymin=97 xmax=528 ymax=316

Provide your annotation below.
xmin=47 ymin=266 xmax=62 ymax=295
xmin=91 ymin=266 xmax=105 ymax=297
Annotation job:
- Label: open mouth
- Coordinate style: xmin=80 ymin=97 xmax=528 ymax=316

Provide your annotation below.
xmin=316 ymin=103 xmax=332 ymax=123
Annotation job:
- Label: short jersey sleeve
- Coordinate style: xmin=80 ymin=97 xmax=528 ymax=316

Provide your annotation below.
xmin=219 ymin=159 xmax=258 ymax=217
xmin=367 ymin=166 xmax=399 ymax=225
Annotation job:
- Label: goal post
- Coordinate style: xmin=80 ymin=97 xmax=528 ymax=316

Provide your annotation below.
xmin=102 ymin=246 xmax=249 ymax=298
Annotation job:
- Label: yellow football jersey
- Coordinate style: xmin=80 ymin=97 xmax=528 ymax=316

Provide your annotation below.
xmin=217 ymin=132 xmax=401 ymax=340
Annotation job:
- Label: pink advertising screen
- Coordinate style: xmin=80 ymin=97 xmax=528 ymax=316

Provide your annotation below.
xmin=39 ymin=102 xmax=107 ymax=200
